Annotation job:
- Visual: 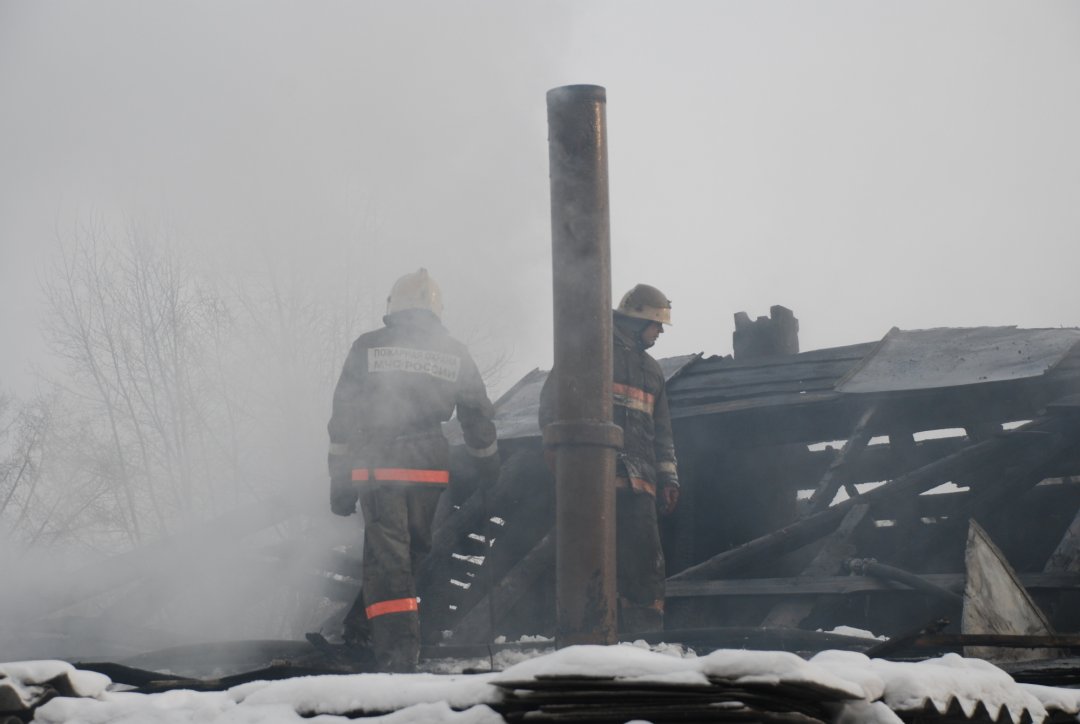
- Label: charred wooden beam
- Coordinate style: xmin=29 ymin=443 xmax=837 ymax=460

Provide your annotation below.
xmin=762 ymin=504 xmax=871 ymax=628
xmin=1045 ymin=504 xmax=1080 ymax=574
xmin=665 ymin=571 xmax=1080 ymax=599
xmin=671 ymin=374 xmax=1078 ymax=449
xmin=908 ymin=633 xmax=1080 ymax=650
xmin=864 ymin=618 xmax=950 ymax=659
xmin=416 ymin=471 xmax=517 ymax=593
xmin=806 ymin=408 xmax=875 ymax=513
xmin=886 ymin=431 xmax=1070 ymax=573
xmin=671 ymin=420 xmax=1068 ymax=582
xmin=847 ymin=558 xmax=963 ymax=605
xmin=450 ymin=532 xmax=554 ymax=643
xmin=418 ymin=447 xmax=553 ymax=640
xmin=710 ymin=437 xmax=1079 ymax=495
xmin=671 ymin=439 xmax=1004 ymax=581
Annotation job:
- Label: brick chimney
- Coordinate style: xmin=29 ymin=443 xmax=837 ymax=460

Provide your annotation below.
xmin=732 ymin=305 xmax=799 ymax=360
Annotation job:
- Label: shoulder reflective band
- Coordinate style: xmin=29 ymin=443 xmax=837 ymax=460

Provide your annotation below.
xmin=351 ymin=468 xmax=450 ymax=484
xmin=612 ymin=383 xmax=655 ymax=414
xmin=365 ymin=597 xmax=419 ymax=619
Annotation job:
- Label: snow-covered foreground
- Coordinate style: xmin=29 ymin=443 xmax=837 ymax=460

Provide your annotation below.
xmin=4 ymin=643 xmax=1080 ymax=723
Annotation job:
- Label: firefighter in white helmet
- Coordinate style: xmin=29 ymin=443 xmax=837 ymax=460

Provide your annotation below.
xmin=328 ymin=268 xmax=498 ymax=672
xmin=539 ymin=283 xmax=680 ymax=633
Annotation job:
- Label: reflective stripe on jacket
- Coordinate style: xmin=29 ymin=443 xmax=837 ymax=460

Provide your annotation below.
xmin=365 ymin=596 xmax=419 ymax=619
xmin=538 ymin=320 xmax=678 ymax=492
xmin=351 ymin=468 xmax=450 ymax=485
xmin=610 ymin=322 xmax=677 ymax=489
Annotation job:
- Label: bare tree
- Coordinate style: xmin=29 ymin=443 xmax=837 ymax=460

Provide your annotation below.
xmin=8 ymin=219 xmax=516 ymax=649
xmin=0 ymin=391 xmax=48 ymax=541
xmin=40 ymin=220 xmax=237 ymax=543
xmin=0 ymin=389 xmax=114 ymax=550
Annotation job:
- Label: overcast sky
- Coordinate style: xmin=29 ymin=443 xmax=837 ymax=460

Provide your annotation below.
xmin=2 ymin=1 xmax=1078 ymax=397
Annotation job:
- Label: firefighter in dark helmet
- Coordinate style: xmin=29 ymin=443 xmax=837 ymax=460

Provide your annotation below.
xmin=327 ymin=268 xmax=498 ymax=672
xmin=539 ymin=283 xmax=680 ymax=633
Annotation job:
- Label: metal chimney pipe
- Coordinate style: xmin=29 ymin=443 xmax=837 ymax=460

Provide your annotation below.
xmin=544 ymin=84 xmax=623 ymax=647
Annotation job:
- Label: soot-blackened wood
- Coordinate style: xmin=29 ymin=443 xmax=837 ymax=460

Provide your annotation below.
xmin=1045 ymin=505 xmax=1080 ymax=574
xmin=670 ymin=435 xmax=1020 ymax=582
xmin=450 ymin=531 xmax=555 ymax=643
xmin=965 ymin=421 xmax=1001 ymax=442
xmin=679 ymin=342 xmax=873 ymax=377
xmin=761 ymin=504 xmax=871 ymax=628
xmin=665 ymin=571 xmax=1080 ymax=599
xmin=807 ymin=408 xmax=876 ymax=513
xmin=1043 ymin=399 xmax=1080 ymax=574
xmin=674 ymin=418 xmax=1075 ymax=582
xmin=419 ymin=445 xmax=555 ymax=640
xmin=723 ymin=437 xmax=969 ymax=495
xmin=417 ymin=447 xmax=552 ymax=630
xmin=847 ymin=558 xmax=964 ymax=605
xmin=913 ymin=633 xmax=1080 ymax=649
xmin=671 ymin=360 xmax=852 ymax=394
xmin=865 ymin=618 xmax=950 ymax=659
xmin=861 ymin=436 xmax=1063 ymax=574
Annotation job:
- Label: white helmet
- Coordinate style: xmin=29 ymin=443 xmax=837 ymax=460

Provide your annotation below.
xmin=615 ymin=284 xmax=672 ymax=325
xmin=387 ymin=268 xmax=444 ymax=319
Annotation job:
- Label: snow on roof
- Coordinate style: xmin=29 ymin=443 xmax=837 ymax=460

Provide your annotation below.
xmin=8 ymin=644 xmax=1079 ymax=723
xmin=811 ymin=650 xmax=1054 ymax=722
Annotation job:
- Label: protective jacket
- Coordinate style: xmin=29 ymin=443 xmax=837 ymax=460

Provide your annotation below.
xmin=328 ymin=309 xmax=497 ymax=480
xmin=327 ymin=308 xmax=497 ymax=671
xmin=611 ymin=321 xmax=679 ymax=493
xmin=539 ymin=319 xmax=679 ymax=495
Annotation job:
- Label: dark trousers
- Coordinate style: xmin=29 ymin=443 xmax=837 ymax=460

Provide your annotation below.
xmin=616 ymin=488 xmax=666 ymax=634
xmin=353 ymin=484 xmax=443 ymax=672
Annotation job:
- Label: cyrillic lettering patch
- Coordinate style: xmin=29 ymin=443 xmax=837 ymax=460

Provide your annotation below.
xmin=368 ymin=347 xmax=461 ymax=382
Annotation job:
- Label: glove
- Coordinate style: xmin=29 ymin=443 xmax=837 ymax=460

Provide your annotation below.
xmin=658 ymin=483 xmax=680 ymax=516
xmin=328 ymin=447 xmax=351 ymax=481
xmin=330 ymin=475 xmax=358 ymax=517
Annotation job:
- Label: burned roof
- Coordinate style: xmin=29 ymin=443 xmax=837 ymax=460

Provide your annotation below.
xmin=666 ymin=326 xmax=1080 ymax=447
xmin=451 ymin=326 xmax=1080 ymax=449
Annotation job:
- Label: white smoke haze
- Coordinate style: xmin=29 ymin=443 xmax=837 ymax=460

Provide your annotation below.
xmin=1 ymin=0 xmax=1079 ymax=667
